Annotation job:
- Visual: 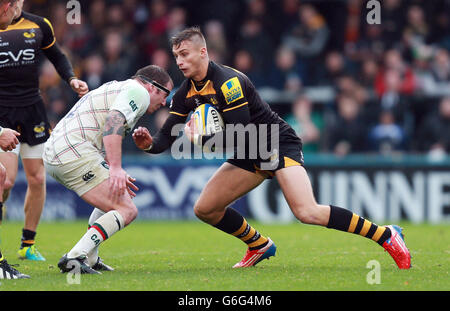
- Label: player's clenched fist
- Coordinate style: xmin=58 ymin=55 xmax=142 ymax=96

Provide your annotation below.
xmin=0 ymin=127 xmax=20 ymax=151
xmin=132 ymin=126 xmax=153 ymax=150
xmin=70 ymin=78 xmax=89 ymax=97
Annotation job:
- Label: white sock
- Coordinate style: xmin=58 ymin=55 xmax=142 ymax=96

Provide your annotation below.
xmin=67 ymin=210 xmax=124 ymax=259
xmin=88 ymin=208 xmax=105 ymax=227
xmin=87 ymin=208 xmax=105 ymax=266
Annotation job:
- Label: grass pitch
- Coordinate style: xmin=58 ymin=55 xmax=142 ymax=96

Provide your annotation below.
xmin=0 ymin=220 xmax=448 ymax=291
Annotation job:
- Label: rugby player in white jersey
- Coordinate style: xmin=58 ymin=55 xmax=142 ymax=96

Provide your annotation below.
xmin=43 ymin=65 xmax=173 ymax=274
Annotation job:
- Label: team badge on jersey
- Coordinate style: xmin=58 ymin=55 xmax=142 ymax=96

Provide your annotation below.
xmin=33 ymin=122 xmax=46 ymax=138
xmin=210 ymin=97 xmax=218 ymax=106
xmin=23 ymin=29 xmax=36 ymax=39
xmin=129 ymin=100 xmax=138 ymax=112
xmin=221 ymin=77 xmax=243 ymax=105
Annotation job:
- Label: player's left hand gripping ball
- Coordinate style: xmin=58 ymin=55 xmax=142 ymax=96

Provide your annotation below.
xmin=184 ymin=118 xmax=197 ymax=144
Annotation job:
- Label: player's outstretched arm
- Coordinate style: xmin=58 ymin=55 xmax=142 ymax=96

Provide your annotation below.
xmin=135 ymin=113 xmax=187 ymax=154
xmin=43 ymin=43 xmax=89 ymax=97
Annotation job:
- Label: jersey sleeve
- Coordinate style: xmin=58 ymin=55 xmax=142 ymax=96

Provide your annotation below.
xmin=168 ymin=81 xmax=191 ymax=117
xmin=42 ymin=43 xmax=76 ymax=83
xmin=219 ymin=75 xmax=249 ymax=113
xmin=39 ymin=17 xmax=56 ymax=50
xmin=110 ymin=82 xmax=150 ymax=130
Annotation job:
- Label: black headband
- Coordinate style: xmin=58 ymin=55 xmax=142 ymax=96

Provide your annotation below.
xmin=136 ymin=75 xmax=170 ymax=95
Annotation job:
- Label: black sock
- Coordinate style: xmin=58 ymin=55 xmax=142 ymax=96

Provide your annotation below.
xmin=327 ymin=205 xmax=391 ymax=246
xmin=213 ymin=207 xmax=269 ymax=250
xmin=0 ymin=202 xmax=3 ymax=222
xmin=21 ymin=229 xmax=36 ymax=248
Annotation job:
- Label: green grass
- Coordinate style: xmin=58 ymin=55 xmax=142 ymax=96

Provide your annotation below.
xmin=0 ymin=220 xmax=448 ymax=291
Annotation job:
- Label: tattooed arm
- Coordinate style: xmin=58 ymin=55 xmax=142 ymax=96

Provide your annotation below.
xmin=103 ymin=110 xmax=128 ymax=203
xmin=103 ymin=110 xmax=127 ymax=165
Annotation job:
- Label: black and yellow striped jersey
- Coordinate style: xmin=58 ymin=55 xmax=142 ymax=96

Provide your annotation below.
xmin=169 ymin=61 xmax=290 ymax=132
xmin=148 ymin=61 xmax=300 ymax=154
xmin=0 ymin=11 xmax=74 ymax=107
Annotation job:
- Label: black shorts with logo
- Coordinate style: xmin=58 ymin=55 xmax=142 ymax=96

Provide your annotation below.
xmin=0 ymin=99 xmax=51 ymax=146
xmin=226 ymin=129 xmax=304 ymax=179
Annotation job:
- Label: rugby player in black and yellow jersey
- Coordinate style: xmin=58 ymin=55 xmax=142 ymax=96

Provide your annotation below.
xmin=133 ymin=27 xmax=411 ymax=269
xmin=0 ymin=0 xmax=89 ymax=261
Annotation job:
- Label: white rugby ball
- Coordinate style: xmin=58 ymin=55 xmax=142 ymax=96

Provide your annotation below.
xmin=192 ymin=104 xmax=224 ymax=136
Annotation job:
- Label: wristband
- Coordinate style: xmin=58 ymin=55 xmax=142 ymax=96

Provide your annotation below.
xmin=144 ymin=143 xmax=153 ymax=151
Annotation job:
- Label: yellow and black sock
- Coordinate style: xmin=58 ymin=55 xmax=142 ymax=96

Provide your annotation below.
xmin=21 ymin=229 xmax=36 ymax=248
xmin=0 ymin=251 xmax=3 ymax=262
xmin=327 ymin=205 xmax=391 ymax=245
xmin=214 ymin=207 xmax=268 ymax=250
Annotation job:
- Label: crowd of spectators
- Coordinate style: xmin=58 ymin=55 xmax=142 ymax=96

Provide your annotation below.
xmin=24 ymin=0 xmax=450 ymax=156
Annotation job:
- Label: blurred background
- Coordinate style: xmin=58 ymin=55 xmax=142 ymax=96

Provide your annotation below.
xmin=7 ymin=0 xmax=450 ymax=223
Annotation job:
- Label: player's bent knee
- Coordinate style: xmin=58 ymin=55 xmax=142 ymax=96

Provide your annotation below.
xmin=193 ymin=202 xmax=213 ymax=221
xmin=193 ymin=203 xmax=206 ymax=219
xmin=291 ymin=204 xmax=321 ymax=225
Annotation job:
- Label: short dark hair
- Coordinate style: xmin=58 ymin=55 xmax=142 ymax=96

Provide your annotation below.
xmin=170 ymin=26 xmax=205 ymax=48
xmin=132 ymin=65 xmax=172 ymax=88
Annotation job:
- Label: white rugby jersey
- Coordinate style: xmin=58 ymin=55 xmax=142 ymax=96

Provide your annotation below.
xmin=43 ymin=79 xmax=150 ymax=165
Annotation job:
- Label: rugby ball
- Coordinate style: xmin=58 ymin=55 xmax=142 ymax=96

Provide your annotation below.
xmin=192 ymin=104 xmax=224 ymax=136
